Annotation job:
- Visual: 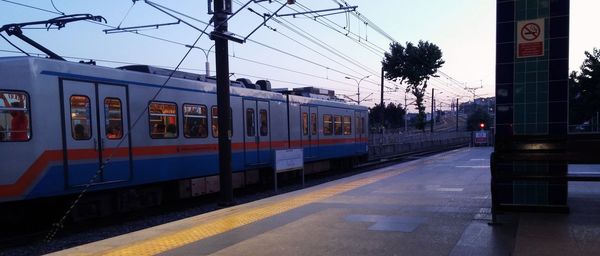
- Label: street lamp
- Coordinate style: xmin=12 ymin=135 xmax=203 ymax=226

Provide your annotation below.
xmin=344 ymin=75 xmax=370 ymax=105
xmin=186 ymin=44 xmax=215 ymax=76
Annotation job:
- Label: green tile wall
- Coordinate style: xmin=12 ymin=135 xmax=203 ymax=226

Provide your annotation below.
xmin=513 ymin=0 xmax=550 ymax=135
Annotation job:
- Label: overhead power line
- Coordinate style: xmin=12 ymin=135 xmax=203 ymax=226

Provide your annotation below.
xmin=245 ymin=1 xmax=379 ymax=77
xmin=260 ymin=1 xmax=409 ymax=96
xmin=287 ymin=1 xmax=387 ymax=55
xmin=0 ymin=0 xmax=412 ymax=103
xmin=331 ymin=0 xmax=398 ymax=42
xmin=50 ymin=0 xmax=65 ymax=15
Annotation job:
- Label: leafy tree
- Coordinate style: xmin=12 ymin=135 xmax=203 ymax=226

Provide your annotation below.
xmin=569 ymin=48 xmax=600 ymax=126
xmin=384 ymin=102 xmax=406 ymax=128
xmin=466 ymin=106 xmax=492 ymax=131
xmin=369 ymin=103 xmax=384 ymax=128
xmin=368 ymin=102 xmax=406 ymax=129
xmin=382 ymin=41 xmax=444 ymax=131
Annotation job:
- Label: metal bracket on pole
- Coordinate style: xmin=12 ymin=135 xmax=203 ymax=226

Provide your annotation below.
xmin=276 ymin=6 xmax=357 ymax=18
xmin=241 ymin=2 xmax=356 ymax=42
xmin=207 ymin=0 xmax=214 ymax=14
xmin=342 ymin=94 xmax=358 ymax=104
xmin=242 ymin=2 xmax=287 ymax=43
xmin=362 ymin=93 xmax=374 ymax=102
xmin=103 ymin=21 xmax=180 ymax=34
xmin=146 ymin=1 xmax=213 ymax=38
xmin=247 ymin=8 xmax=278 ymax=32
xmin=210 ymin=30 xmax=245 ymax=44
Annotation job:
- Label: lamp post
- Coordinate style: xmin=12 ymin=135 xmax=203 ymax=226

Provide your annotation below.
xmin=185 ymin=44 xmax=215 ymax=76
xmin=345 ymin=75 xmax=370 ymax=105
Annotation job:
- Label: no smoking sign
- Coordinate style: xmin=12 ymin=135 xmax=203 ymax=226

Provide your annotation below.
xmin=517 ymin=18 xmax=544 ymax=58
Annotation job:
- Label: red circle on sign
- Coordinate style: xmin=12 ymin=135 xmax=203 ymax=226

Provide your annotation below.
xmin=521 ymin=23 xmax=541 ymax=41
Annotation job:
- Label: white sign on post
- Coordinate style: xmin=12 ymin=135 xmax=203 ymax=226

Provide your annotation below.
xmin=274 ymin=149 xmax=304 ymax=173
xmin=274 ymin=148 xmax=304 ymax=192
xmin=475 ymin=131 xmax=487 ymax=144
xmin=517 ymin=18 xmax=545 ymax=58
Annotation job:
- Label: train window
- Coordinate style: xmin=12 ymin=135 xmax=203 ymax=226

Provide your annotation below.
xmin=361 ymin=117 xmax=366 ymax=135
xmin=246 ymin=108 xmax=256 ymax=137
xmin=343 ymin=115 xmax=352 ymax=135
xmin=0 ymin=91 xmax=31 ymax=142
xmin=183 ymin=104 xmax=208 ymax=138
xmin=323 ymin=114 xmax=332 ymax=135
xmin=356 ymin=116 xmax=363 ymax=135
xmin=259 ymin=109 xmax=268 ymax=136
xmin=311 ymin=113 xmax=317 ymax=136
xmin=70 ymin=95 xmax=92 ymax=140
xmin=104 ymin=98 xmax=123 ymax=140
xmin=212 ymin=106 xmax=233 ymax=137
xmin=334 ymin=115 xmax=342 ymax=135
xmin=302 ymin=112 xmax=308 ymax=135
xmin=149 ymin=102 xmax=178 ymax=139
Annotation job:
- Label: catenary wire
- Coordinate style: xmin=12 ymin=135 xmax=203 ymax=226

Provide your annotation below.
xmin=0 ymin=1 xmax=411 ymax=102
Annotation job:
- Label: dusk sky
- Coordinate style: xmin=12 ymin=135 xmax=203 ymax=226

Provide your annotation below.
xmin=1 ymin=0 xmax=598 ymax=111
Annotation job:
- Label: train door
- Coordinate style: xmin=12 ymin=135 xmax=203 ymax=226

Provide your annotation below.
xmin=243 ymin=99 xmax=257 ymax=166
xmin=97 ymin=83 xmax=131 ymax=182
xmin=257 ymin=101 xmax=271 ymax=164
xmin=61 ymin=80 xmax=131 ymax=187
xmin=243 ymin=99 xmax=270 ymax=166
xmin=300 ymin=105 xmax=318 ymax=159
xmin=309 ymin=106 xmax=319 ymax=158
xmin=355 ymin=111 xmax=366 ymax=144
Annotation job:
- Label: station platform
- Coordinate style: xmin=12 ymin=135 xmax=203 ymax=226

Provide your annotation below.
xmin=48 ymin=147 xmax=600 ymax=256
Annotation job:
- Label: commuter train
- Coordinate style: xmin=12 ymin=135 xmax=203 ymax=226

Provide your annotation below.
xmin=0 ymin=56 xmax=368 ymax=214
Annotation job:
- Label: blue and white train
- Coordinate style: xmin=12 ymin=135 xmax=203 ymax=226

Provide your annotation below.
xmin=0 ymin=56 xmax=368 ymax=212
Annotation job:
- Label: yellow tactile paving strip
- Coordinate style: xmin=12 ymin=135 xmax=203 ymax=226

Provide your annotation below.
xmin=86 ymin=161 xmax=421 ymax=256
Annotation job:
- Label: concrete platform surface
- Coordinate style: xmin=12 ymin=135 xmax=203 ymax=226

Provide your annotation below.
xmin=48 ymin=147 xmax=600 ymax=256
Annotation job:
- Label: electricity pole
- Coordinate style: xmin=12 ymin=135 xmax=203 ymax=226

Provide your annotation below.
xmin=212 ymin=0 xmax=234 ymax=206
xmin=380 ymin=67 xmax=384 ymax=133
xmin=404 ymin=93 xmax=408 ymax=133
xmin=431 ymin=88 xmax=434 ymax=133
xmin=456 ymin=98 xmax=459 ymax=132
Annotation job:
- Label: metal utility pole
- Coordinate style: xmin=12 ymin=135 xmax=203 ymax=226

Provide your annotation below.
xmin=212 ymin=0 xmax=234 ymax=206
xmin=431 ymin=88 xmax=434 ymax=133
xmin=206 ymin=0 xmax=345 ymax=204
xmin=404 ymin=93 xmax=408 ymax=133
xmin=380 ymin=67 xmax=384 ymax=133
xmin=456 ymin=98 xmax=459 ymax=132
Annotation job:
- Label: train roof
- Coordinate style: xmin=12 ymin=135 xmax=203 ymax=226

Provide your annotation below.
xmin=0 ymin=56 xmax=368 ymax=110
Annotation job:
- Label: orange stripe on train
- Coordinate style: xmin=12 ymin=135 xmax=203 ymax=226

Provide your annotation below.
xmin=0 ymin=138 xmax=365 ymax=197
xmin=0 ymin=150 xmax=62 ymax=197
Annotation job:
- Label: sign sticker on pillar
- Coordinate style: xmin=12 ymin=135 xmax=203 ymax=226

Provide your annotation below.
xmin=517 ymin=18 xmax=544 ymax=58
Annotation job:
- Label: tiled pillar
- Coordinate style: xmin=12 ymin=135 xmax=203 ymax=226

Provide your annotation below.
xmin=493 ymin=0 xmax=569 ymax=211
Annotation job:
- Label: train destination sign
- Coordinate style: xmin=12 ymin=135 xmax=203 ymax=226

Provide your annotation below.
xmin=517 ymin=18 xmax=545 ymax=58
